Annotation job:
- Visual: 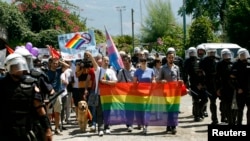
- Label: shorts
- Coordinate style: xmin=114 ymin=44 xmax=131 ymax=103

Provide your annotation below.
xmin=48 ymin=96 xmax=62 ymax=114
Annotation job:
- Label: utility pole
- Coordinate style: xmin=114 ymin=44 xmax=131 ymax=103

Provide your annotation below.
xmin=131 ymin=8 xmax=135 ymax=55
xmin=116 ymin=6 xmax=126 ymax=36
xmin=183 ymin=0 xmax=186 ymax=49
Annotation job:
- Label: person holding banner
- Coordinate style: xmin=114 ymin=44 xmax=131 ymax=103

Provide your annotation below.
xmin=158 ymin=49 xmax=183 ymax=135
xmin=117 ymin=55 xmax=136 ymax=132
xmin=133 ymin=55 xmax=156 ymax=135
xmin=87 ymin=53 xmax=118 ymax=136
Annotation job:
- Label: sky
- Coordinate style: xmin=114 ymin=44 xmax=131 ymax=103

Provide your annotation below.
xmin=70 ymin=0 xmax=191 ymax=36
xmin=3 ymin=0 xmax=191 ymax=36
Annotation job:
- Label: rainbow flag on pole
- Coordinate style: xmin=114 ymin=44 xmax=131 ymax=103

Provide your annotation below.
xmin=99 ymin=82 xmax=182 ymax=126
xmin=105 ymin=26 xmax=124 ymax=71
xmin=65 ymin=33 xmax=87 ymax=49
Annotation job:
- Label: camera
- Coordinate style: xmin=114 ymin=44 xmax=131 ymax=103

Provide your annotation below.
xmin=75 ymin=59 xmax=92 ymax=68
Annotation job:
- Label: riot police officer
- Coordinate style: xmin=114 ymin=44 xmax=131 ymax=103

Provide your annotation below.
xmin=14 ymin=47 xmax=55 ymax=139
xmin=216 ymin=48 xmax=236 ymax=125
xmin=0 ymin=53 xmax=52 ymax=141
xmin=199 ymin=47 xmax=219 ymax=124
xmin=184 ymin=47 xmax=208 ymax=122
xmin=197 ymin=45 xmax=206 ymax=59
xmin=230 ymin=48 xmax=250 ymax=125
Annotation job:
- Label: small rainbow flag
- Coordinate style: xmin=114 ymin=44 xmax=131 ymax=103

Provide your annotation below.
xmin=65 ymin=33 xmax=86 ymax=49
xmin=99 ymin=82 xmax=182 ymax=126
xmin=102 ymin=73 xmax=110 ymax=80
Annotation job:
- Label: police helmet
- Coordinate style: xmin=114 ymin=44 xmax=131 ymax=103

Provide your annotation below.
xmin=166 ymin=47 xmax=176 ymax=56
xmin=206 ymin=47 xmax=217 ymax=57
xmin=187 ymin=47 xmax=197 ymax=57
xmin=14 ymin=47 xmax=34 ymax=70
xmin=237 ymin=48 xmax=249 ymax=60
xmin=143 ymin=49 xmax=149 ymax=55
xmin=167 ymin=47 xmax=176 ymax=53
xmin=221 ymin=48 xmax=232 ymax=59
xmin=196 ymin=45 xmax=206 ymax=57
xmin=134 ymin=47 xmax=141 ymax=54
xmin=4 ymin=53 xmax=29 ymax=74
xmin=196 ymin=45 xmax=206 ymax=51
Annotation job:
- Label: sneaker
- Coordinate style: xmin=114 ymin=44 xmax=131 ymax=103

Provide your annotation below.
xmin=61 ymin=126 xmax=67 ymax=130
xmin=127 ymin=126 xmax=133 ymax=132
xmin=137 ymin=125 xmax=142 ymax=130
xmin=166 ymin=126 xmax=171 ymax=133
xmin=203 ymin=111 xmax=208 ymax=117
xmin=171 ymin=127 xmax=177 ymax=135
xmin=54 ymin=129 xmax=63 ymax=135
xmin=90 ymin=125 xmax=96 ymax=132
xmin=211 ymin=120 xmax=219 ymax=125
xmin=98 ymin=131 xmax=104 ymax=136
xmin=194 ymin=117 xmax=203 ymax=122
xmin=143 ymin=127 xmax=147 ymax=135
xmin=105 ymin=129 xmax=111 ymax=134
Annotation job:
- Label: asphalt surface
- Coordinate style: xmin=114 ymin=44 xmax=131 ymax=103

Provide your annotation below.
xmin=53 ymin=94 xmax=247 ymax=141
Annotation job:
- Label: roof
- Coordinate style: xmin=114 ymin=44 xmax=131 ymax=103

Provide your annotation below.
xmin=196 ymin=43 xmax=241 ymax=49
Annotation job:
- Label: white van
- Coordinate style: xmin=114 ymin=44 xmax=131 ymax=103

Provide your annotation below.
xmin=196 ymin=43 xmax=242 ymax=58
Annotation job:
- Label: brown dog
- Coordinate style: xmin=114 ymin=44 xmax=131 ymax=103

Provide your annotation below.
xmin=77 ymin=100 xmax=92 ymax=132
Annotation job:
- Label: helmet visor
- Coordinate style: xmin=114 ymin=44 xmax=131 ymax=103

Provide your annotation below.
xmin=6 ymin=57 xmax=29 ymax=74
xmin=222 ymin=53 xmax=232 ymax=59
xmin=25 ymin=55 xmax=34 ymax=70
xmin=9 ymin=63 xmax=29 ymax=74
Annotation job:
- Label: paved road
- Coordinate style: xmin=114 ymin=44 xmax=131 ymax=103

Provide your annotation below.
xmin=53 ymin=94 xmax=247 ymax=141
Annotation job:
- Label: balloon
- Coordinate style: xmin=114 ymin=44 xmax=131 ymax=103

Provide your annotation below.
xmin=25 ymin=42 xmax=33 ymax=51
xmin=30 ymin=47 xmax=39 ymax=57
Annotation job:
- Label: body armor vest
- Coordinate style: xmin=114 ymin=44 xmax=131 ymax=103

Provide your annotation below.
xmin=4 ymin=77 xmax=36 ymax=137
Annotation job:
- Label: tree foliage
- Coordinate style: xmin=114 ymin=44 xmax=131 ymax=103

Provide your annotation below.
xmin=188 ymin=16 xmax=215 ymax=47
xmin=0 ymin=1 xmax=30 ymax=46
xmin=141 ymin=0 xmax=176 ymax=43
xmin=0 ymin=0 xmax=97 ymax=48
xmin=226 ymin=0 xmax=250 ymax=48
xmin=183 ymin=0 xmax=228 ymax=40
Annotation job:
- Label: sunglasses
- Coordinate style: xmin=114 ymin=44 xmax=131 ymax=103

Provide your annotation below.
xmin=140 ymin=59 xmax=147 ymax=62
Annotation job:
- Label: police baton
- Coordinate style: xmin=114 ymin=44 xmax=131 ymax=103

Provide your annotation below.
xmin=189 ymin=89 xmax=199 ymax=96
xmin=205 ymin=90 xmax=213 ymax=97
xmin=48 ymin=90 xmax=65 ymax=105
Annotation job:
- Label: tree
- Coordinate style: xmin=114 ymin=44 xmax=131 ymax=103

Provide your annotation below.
xmin=183 ymin=0 xmax=228 ymax=40
xmin=13 ymin=0 xmax=86 ymax=33
xmin=226 ymin=0 xmax=250 ymax=48
xmin=0 ymin=1 xmax=30 ymax=46
xmin=188 ymin=16 xmax=215 ymax=47
xmin=141 ymin=0 xmax=176 ymax=43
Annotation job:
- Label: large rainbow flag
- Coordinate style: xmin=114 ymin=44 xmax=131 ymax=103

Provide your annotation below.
xmin=99 ymin=82 xmax=182 ymax=126
xmin=65 ymin=33 xmax=89 ymax=49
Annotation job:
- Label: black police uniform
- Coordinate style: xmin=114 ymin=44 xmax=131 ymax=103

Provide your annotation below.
xmin=0 ymin=73 xmax=51 ymax=141
xmin=184 ymin=56 xmax=208 ymax=121
xmin=231 ymin=59 xmax=250 ymax=125
xmin=216 ymin=59 xmax=236 ymax=124
xmin=199 ymin=56 xmax=219 ymax=124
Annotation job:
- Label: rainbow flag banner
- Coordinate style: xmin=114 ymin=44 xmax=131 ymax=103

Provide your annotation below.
xmin=99 ymin=82 xmax=182 ymax=126
xmin=65 ymin=33 xmax=89 ymax=49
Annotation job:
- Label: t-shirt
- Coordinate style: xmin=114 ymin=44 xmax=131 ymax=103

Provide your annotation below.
xmin=71 ymin=63 xmax=79 ymax=88
xmin=46 ymin=68 xmax=62 ymax=92
xmin=94 ymin=67 xmax=118 ymax=93
xmin=60 ymin=70 xmax=69 ymax=97
xmin=117 ymin=68 xmax=136 ymax=82
xmin=134 ymin=67 xmax=155 ymax=83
